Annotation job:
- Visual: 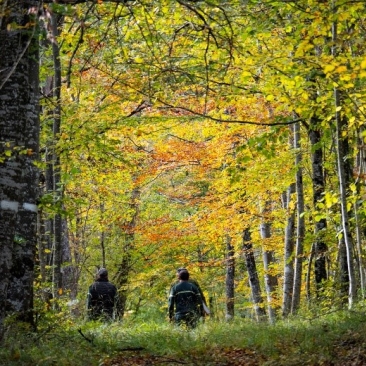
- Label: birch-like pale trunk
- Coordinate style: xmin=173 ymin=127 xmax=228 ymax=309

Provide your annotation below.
xmin=282 ymin=184 xmax=295 ymax=317
xmin=291 ymin=122 xmax=305 ymax=314
xmin=354 ymin=131 xmax=366 ymax=297
xmin=260 ymin=212 xmax=277 ymax=323
xmin=332 ymin=14 xmax=356 ymax=307
xmin=354 ymin=201 xmax=365 ymax=298
xmin=0 ymin=1 xmax=40 ymax=332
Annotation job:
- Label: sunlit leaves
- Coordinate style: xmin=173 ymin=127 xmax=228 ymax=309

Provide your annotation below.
xmin=39 ymin=0 xmax=366 ymax=314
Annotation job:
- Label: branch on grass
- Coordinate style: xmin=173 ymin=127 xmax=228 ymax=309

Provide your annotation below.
xmin=77 ymin=328 xmax=94 ymax=344
xmin=117 ymin=346 xmax=146 ymax=351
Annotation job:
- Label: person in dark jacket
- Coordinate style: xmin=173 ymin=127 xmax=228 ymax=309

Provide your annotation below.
xmin=168 ymin=269 xmax=204 ymax=328
xmin=87 ymin=268 xmax=118 ymax=321
xmin=171 ymin=267 xmax=209 ymax=318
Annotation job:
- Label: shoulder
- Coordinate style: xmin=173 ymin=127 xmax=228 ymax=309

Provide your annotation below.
xmin=89 ymin=282 xmax=98 ymax=289
xmin=169 ymin=283 xmax=177 ymax=298
xmin=180 ymin=281 xmax=198 ymax=291
xmin=187 ymin=281 xmax=200 ymax=293
xmin=189 ymin=279 xmax=200 ymax=288
xmin=170 ymin=282 xmax=180 ymax=292
xmin=88 ymin=282 xmax=99 ymax=295
xmin=106 ymin=281 xmax=117 ymax=290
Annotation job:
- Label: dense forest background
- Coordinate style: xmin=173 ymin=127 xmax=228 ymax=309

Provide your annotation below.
xmin=2 ymin=0 xmax=366 ymax=336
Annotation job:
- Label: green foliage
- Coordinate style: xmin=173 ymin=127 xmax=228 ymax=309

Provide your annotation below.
xmin=35 ymin=0 xmax=366 ymax=329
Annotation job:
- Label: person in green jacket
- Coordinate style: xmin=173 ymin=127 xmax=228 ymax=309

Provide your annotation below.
xmin=168 ymin=269 xmax=204 ymax=328
xmin=173 ymin=267 xmax=210 ymax=317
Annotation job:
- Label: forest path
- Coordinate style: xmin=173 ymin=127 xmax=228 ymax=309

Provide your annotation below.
xmin=102 ymin=347 xmax=264 ymax=365
xmin=102 ymin=337 xmax=366 ymax=366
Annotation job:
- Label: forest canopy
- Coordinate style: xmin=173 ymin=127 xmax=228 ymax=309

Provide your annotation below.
xmin=1 ymin=0 xmax=366 ymax=330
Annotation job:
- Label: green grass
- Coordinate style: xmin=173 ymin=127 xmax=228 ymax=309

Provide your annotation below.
xmin=2 ymin=309 xmax=366 ymax=365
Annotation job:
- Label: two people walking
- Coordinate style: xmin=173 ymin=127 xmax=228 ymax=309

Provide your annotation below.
xmin=87 ymin=266 xmax=208 ymax=328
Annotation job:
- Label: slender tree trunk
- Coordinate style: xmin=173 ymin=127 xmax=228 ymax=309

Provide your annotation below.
xmin=260 ymin=215 xmax=277 ymax=323
xmin=334 ymin=107 xmax=356 ymax=306
xmin=292 ymin=122 xmax=305 ymax=314
xmin=41 ymin=11 xmax=64 ymax=306
xmin=51 ymin=10 xmax=63 ymax=303
xmin=306 ymin=247 xmax=314 ymax=302
xmin=282 ymin=184 xmax=295 ymax=317
xmin=308 ymin=125 xmax=328 ymax=292
xmin=354 ymin=200 xmax=365 ymax=298
xmin=225 ymin=234 xmax=235 ymax=320
xmin=337 ymin=234 xmax=349 ymax=301
xmin=242 ymin=228 xmax=266 ymax=321
xmin=99 ymin=202 xmax=106 ymax=268
xmin=332 ymin=11 xmax=356 ymax=307
xmin=354 ymin=130 xmax=366 ymax=298
xmin=0 ymin=2 xmax=40 ymax=333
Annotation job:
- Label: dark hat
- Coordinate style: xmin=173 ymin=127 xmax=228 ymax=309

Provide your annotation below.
xmin=98 ymin=268 xmax=108 ymax=277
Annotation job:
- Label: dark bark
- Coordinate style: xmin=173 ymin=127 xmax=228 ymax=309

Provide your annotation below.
xmin=308 ymin=125 xmax=328 ymax=288
xmin=242 ymin=228 xmax=266 ymax=321
xmin=0 ymin=1 xmax=40 ymax=331
xmin=225 ymin=235 xmax=235 ymax=320
xmin=261 ymin=219 xmax=277 ymax=323
xmin=338 ymin=235 xmax=349 ymax=300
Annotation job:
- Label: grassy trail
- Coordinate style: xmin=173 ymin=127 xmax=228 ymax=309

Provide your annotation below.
xmin=2 ymin=310 xmax=366 ymax=365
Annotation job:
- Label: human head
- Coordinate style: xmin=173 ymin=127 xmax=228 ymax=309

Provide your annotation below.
xmin=97 ymin=268 xmax=108 ymax=280
xmin=178 ymin=269 xmax=189 ymax=281
xmin=176 ymin=267 xmax=187 ymax=279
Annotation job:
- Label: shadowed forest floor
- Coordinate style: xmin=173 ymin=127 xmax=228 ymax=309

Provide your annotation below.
xmin=102 ymin=330 xmax=366 ymax=366
xmin=103 ymin=347 xmax=266 ymax=365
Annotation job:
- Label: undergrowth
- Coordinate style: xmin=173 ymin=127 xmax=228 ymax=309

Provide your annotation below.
xmin=1 ymin=307 xmax=366 ymax=365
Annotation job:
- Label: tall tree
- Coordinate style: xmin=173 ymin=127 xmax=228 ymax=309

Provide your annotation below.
xmin=225 ymin=234 xmax=235 ymax=320
xmin=331 ymin=6 xmax=356 ymax=307
xmin=291 ymin=121 xmax=305 ymax=314
xmin=0 ymin=1 xmax=40 ymax=331
xmin=282 ymin=183 xmax=295 ymax=317
xmin=260 ymin=202 xmax=277 ymax=323
xmin=242 ymin=228 xmax=266 ymax=321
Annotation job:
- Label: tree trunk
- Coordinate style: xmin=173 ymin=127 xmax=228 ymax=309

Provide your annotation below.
xmin=337 ymin=234 xmax=349 ymax=301
xmin=242 ymin=228 xmax=266 ymax=321
xmin=354 ymin=129 xmax=366 ymax=298
xmin=282 ymin=184 xmax=295 ymax=317
xmin=332 ymin=14 xmax=356 ymax=308
xmin=225 ymin=234 xmax=235 ymax=320
xmin=0 ymin=1 xmax=40 ymax=332
xmin=260 ymin=216 xmax=277 ymax=323
xmin=354 ymin=200 xmax=365 ymax=298
xmin=292 ymin=121 xmax=305 ymax=314
xmin=308 ymin=125 xmax=328 ymax=292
